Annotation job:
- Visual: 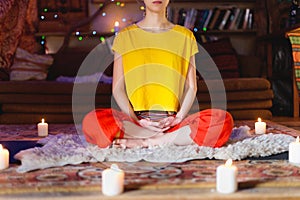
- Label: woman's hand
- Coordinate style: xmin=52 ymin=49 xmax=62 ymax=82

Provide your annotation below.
xmin=158 ymin=115 xmax=183 ymax=128
xmin=138 ymin=115 xmax=184 ymax=132
xmin=138 ymin=118 xmax=170 ymax=132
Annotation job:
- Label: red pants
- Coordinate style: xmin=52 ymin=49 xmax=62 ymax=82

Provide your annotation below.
xmin=82 ymin=108 xmax=234 ymax=148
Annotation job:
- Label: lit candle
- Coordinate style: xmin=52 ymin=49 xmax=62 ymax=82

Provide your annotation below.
xmin=38 ymin=118 xmax=48 ymax=137
xmin=114 ymin=21 xmax=120 ymax=34
xmin=216 ymin=159 xmax=238 ymax=194
xmin=102 ymin=164 xmax=125 ymax=196
xmin=255 ymin=117 xmax=266 ymax=134
xmin=289 ymin=136 xmax=300 ymax=164
xmin=0 ymin=144 xmax=9 ymax=170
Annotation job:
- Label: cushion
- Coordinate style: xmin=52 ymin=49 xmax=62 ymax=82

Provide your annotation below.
xmin=200 ymin=38 xmax=240 ymax=79
xmin=10 ymin=48 xmax=54 ymax=81
xmin=47 ymin=37 xmax=114 ymax=80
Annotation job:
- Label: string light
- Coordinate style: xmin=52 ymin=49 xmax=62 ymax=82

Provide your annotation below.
xmin=100 ymin=37 xmax=105 ymax=42
xmin=38 ymin=1 xmax=143 ymax=45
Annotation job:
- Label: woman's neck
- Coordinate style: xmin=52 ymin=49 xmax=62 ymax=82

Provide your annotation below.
xmin=137 ymin=15 xmax=173 ymax=30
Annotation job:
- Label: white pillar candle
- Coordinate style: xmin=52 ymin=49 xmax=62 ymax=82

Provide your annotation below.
xmin=255 ymin=117 xmax=266 ymax=134
xmin=102 ymin=164 xmax=125 ymax=196
xmin=289 ymin=136 xmax=300 ymax=164
xmin=38 ymin=118 xmax=48 ymax=137
xmin=216 ymin=159 xmax=238 ymax=194
xmin=0 ymin=144 xmax=9 ymax=170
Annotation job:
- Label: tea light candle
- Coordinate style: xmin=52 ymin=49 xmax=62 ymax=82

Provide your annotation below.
xmin=216 ymin=159 xmax=238 ymax=194
xmin=38 ymin=118 xmax=48 ymax=137
xmin=102 ymin=164 xmax=125 ymax=196
xmin=114 ymin=21 xmax=120 ymax=34
xmin=289 ymin=136 xmax=300 ymax=164
xmin=255 ymin=117 xmax=266 ymax=134
xmin=0 ymin=144 xmax=9 ymax=170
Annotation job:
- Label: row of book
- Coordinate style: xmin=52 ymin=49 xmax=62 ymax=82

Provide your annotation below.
xmin=167 ymin=6 xmax=254 ymax=32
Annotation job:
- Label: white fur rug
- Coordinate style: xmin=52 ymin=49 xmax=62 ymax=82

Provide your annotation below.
xmin=14 ymin=126 xmax=295 ymax=173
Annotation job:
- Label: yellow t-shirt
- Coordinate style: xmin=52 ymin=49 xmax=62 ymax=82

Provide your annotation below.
xmin=112 ymin=24 xmax=198 ymax=112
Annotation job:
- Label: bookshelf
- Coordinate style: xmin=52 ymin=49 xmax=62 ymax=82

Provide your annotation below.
xmin=167 ymin=0 xmax=263 ymax=56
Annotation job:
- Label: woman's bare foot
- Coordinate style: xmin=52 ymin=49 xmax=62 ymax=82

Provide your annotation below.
xmin=114 ymin=126 xmax=193 ymax=148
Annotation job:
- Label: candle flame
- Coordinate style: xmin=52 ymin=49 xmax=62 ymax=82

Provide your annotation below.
xmin=296 ymin=136 xmax=299 ymax=143
xmin=257 ymin=117 xmax=262 ymax=122
xmin=0 ymin=144 xmax=2 ymax=151
xmin=41 ymin=118 xmax=44 ymax=123
xmin=225 ymin=159 xmax=232 ymax=167
xmin=114 ymin=21 xmax=119 ymax=27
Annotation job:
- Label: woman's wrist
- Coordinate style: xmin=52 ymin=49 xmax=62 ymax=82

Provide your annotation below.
xmin=175 ymin=113 xmax=184 ymax=121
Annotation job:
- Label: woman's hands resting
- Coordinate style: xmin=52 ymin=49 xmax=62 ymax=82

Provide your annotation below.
xmin=138 ymin=115 xmax=183 ymax=132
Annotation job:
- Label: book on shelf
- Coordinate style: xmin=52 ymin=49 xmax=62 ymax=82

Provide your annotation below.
xmin=233 ymin=8 xmax=245 ymax=30
xmin=208 ymin=8 xmax=221 ymax=30
xmin=194 ymin=9 xmax=210 ymax=31
xmin=242 ymin=8 xmax=251 ymax=30
xmin=213 ymin=9 xmax=227 ymax=29
xmin=202 ymin=9 xmax=213 ymax=30
xmin=228 ymin=8 xmax=241 ymax=30
xmin=185 ymin=8 xmax=198 ymax=30
xmin=168 ymin=5 xmax=254 ymax=32
xmin=218 ymin=9 xmax=232 ymax=30
xmin=247 ymin=11 xmax=253 ymax=29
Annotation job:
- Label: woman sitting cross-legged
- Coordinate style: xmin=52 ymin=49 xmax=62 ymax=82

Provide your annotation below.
xmin=82 ymin=0 xmax=233 ymax=149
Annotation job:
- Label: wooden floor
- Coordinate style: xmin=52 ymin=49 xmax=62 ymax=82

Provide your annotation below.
xmin=1 ymin=187 xmax=300 ymax=200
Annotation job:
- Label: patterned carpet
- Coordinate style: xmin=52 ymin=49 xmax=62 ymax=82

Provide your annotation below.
xmin=0 ymin=121 xmax=299 ymax=194
xmin=0 ymin=160 xmax=300 ymax=194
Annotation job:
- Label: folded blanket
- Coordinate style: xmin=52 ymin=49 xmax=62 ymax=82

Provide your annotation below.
xmin=56 ymin=72 xmax=112 ymax=84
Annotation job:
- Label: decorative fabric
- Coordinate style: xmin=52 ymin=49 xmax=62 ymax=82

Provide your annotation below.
xmin=112 ymin=24 xmax=198 ymax=112
xmin=0 ymin=0 xmax=15 ymax=18
xmin=0 ymin=0 xmax=29 ymax=69
xmin=1 ymin=160 xmax=300 ymax=193
xmin=19 ymin=0 xmax=39 ymax=54
xmin=10 ymin=48 xmax=53 ymax=81
xmin=286 ymin=29 xmax=300 ymax=91
xmin=201 ymin=38 xmax=240 ymax=78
